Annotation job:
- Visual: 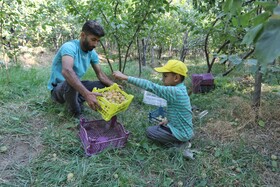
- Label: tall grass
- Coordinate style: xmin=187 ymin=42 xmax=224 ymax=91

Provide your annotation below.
xmin=0 ymin=54 xmax=279 ymax=186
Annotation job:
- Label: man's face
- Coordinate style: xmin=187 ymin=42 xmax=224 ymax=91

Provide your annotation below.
xmin=81 ymin=33 xmax=100 ymax=52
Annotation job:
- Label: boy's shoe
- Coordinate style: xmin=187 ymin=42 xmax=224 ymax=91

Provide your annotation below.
xmin=182 ymin=149 xmax=195 ymax=160
xmin=173 ymin=141 xmax=196 ymax=160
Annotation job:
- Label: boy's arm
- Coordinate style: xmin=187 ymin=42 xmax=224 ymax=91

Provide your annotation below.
xmin=113 ymin=71 xmax=177 ymax=102
xmin=113 ymin=71 xmax=128 ymax=80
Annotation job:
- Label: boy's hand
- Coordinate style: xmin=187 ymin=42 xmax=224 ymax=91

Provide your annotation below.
xmin=113 ymin=71 xmax=128 ymax=81
xmin=159 ymin=119 xmax=168 ymax=125
xmin=117 ymin=84 xmax=123 ymax=90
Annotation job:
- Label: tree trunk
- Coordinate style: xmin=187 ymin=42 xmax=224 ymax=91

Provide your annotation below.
xmin=137 ymin=38 xmax=141 ymax=63
xmin=158 ymin=46 xmax=162 ymax=59
xmin=169 ymin=45 xmax=172 ymax=57
xmin=137 ymin=38 xmax=142 ymax=77
xmin=142 ymin=38 xmax=146 ymax=66
xmin=180 ymin=31 xmax=188 ymax=62
xmin=100 ymin=41 xmax=114 ymax=73
xmin=151 ymin=46 xmax=155 ymax=67
xmin=252 ymin=65 xmax=262 ymax=122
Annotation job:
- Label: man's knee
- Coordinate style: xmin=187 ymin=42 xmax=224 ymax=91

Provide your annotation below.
xmin=51 ymin=87 xmax=65 ymax=104
xmin=64 ymin=81 xmax=76 ymax=93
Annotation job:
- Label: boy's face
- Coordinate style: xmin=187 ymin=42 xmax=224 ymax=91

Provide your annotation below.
xmin=162 ymin=72 xmax=178 ymax=86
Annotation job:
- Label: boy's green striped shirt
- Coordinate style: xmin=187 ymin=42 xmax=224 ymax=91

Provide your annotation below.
xmin=128 ymin=76 xmax=193 ymax=141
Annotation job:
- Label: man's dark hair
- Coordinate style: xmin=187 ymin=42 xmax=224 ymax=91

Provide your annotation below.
xmin=82 ymin=20 xmax=105 ymax=37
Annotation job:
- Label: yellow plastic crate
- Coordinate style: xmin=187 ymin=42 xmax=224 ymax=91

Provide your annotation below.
xmin=92 ymin=83 xmax=134 ymax=121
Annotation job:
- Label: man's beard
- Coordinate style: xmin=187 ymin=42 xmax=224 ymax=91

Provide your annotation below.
xmin=82 ymin=38 xmax=95 ymax=52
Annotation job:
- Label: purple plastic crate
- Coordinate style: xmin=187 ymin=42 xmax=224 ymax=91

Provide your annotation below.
xmin=192 ymin=73 xmax=215 ymax=94
xmin=79 ymin=116 xmax=129 ymax=156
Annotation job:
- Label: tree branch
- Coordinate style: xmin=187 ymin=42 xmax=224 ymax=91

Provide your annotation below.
xmin=122 ymin=0 xmax=153 ymax=72
xmin=100 ymin=41 xmax=114 ymax=73
xmin=204 ymin=18 xmax=219 ymax=70
xmin=208 ymin=40 xmax=230 ymax=72
xmin=100 ymin=9 xmax=122 ymax=70
xmin=222 ymin=48 xmax=255 ymax=76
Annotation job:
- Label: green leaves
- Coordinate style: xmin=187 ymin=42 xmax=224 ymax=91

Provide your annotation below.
xmin=219 ymin=54 xmax=228 ymax=64
xmin=241 ymin=24 xmax=263 ymax=46
xmin=258 ymin=120 xmax=265 ymax=127
xmin=218 ymin=54 xmax=242 ymax=66
xmin=223 ymin=0 xmax=242 ymax=14
xmin=228 ymin=55 xmax=242 ymax=66
xmin=252 ymin=12 xmax=271 ymax=26
xmin=254 ymin=19 xmax=280 ymax=65
xmin=238 ymin=13 xmax=250 ymax=27
xmin=223 ymin=0 xmax=233 ymax=12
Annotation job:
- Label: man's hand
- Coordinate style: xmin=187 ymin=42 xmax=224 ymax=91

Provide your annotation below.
xmin=84 ymin=92 xmax=102 ymax=111
xmin=113 ymin=71 xmax=128 ymax=81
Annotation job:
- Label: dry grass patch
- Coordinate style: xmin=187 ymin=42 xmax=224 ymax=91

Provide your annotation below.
xmin=241 ymin=121 xmax=280 ymax=156
xmin=201 ymin=120 xmax=239 ymax=143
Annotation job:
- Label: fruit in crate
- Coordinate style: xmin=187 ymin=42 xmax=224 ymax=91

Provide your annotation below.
xmin=102 ymin=90 xmax=126 ymax=104
xmin=92 ymin=83 xmax=134 ymax=121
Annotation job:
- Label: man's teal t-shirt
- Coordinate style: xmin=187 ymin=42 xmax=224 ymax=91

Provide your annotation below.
xmin=47 ymin=39 xmax=99 ymax=90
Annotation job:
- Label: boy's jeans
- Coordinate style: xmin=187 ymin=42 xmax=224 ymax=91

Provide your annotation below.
xmin=50 ymin=80 xmax=105 ymax=117
xmin=146 ymin=125 xmax=185 ymax=147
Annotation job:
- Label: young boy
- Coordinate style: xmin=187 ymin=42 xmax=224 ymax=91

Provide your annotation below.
xmin=113 ymin=60 xmax=193 ymax=147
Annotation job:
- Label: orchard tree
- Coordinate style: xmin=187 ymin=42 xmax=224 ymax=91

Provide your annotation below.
xmin=140 ymin=8 xmax=185 ymax=62
xmin=220 ymin=0 xmax=280 ymax=119
xmin=244 ymin=2 xmax=280 ymax=119
xmin=28 ymin=0 xmax=77 ymax=49
xmin=190 ymin=0 xmax=280 ymax=121
xmin=65 ymin=0 xmax=172 ymax=73
xmin=0 ymin=0 xmax=25 ymax=65
xmin=0 ymin=0 xmax=33 ymax=81
xmin=0 ymin=0 xmax=77 ymax=64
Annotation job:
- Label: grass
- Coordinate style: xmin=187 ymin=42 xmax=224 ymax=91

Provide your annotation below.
xmin=0 ymin=48 xmax=279 ymax=186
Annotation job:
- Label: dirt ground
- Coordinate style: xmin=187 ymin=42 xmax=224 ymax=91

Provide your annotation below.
xmin=0 ymin=104 xmax=46 ymax=183
xmin=1 ymin=47 xmax=51 ymax=183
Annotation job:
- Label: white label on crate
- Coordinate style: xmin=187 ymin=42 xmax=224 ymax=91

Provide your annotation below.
xmin=143 ymin=91 xmax=167 ymax=107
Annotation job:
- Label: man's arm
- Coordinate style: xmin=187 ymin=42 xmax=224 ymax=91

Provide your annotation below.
xmin=62 ymin=55 xmax=101 ymax=110
xmin=92 ymin=63 xmax=114 ymax=86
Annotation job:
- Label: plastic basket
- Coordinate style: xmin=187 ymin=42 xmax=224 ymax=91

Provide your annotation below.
xmin=148 ymin=107 xmax=167 ymax=125
xmin=192 ymin=73 xmax=215 ymax=94
xmin=79 ymin=117 xmax=129 ymax=156
xmin=143 ymin=91 xmax=167 ymax=107
xmin=92 ymin=83 xmax=134 ymax=121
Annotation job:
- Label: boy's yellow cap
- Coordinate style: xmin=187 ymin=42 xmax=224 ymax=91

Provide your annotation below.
xmin=154 ymin=60 xmax=188 ymax=77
